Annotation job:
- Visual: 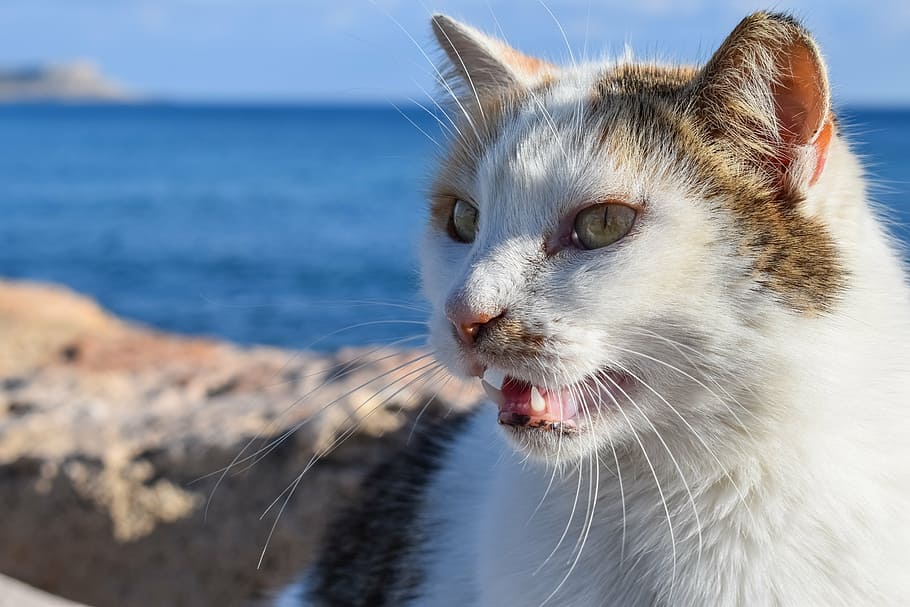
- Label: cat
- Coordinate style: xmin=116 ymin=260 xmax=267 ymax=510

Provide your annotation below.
xmin=276 ymin=11 xmax=910 ymax=606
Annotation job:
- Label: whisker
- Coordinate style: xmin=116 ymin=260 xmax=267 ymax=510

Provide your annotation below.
xmin=200 ymin=295 xmax=430 ymax=313
xmin=577 ymin=376 xmax=628 ymax=563
xmin=538 ymin=382 xmax=599 ymax=607
xmin=628 ymin=327 xmax=760 ymax=421
xmin=371 ymin=1 xmax=482 ymax=142
xmin=527 ymin=357 xmax=569 ymax=522
xmin=482 ymin=2 xmax=570 ymax=165
xmin=405 ymin=93 xmax=458 ymax=140
xmin=297 ymin=362 xmax=445 ymax=479
xmin=601 ymin=371 xmax=702 ymax=589
xmin=234 ymin=352 xmax=440 ymax=475
xmin=614 ymin=360 xmax=757 ymax=526
xmin=267 ymin=319 xmax=428 ymax=381
xmin=255 ymin=361 xmax=443 ymax=568
xmin=533 ymin=441 xmax=585 ymax=574
xmin=592 ymin=373 xmax=678 ymax=587
xmin=407 ymin=372 xmax=454 ymax=444
xmin=201 ymin=338 xmax=432 ymax=484
xmin=426 ymin=3 xmax=488 ymax=124
xmin=413 ymin=81 xmax=466 ymax=140
xmin=612 ymin=343 xmax=758 ymax=442
xmin=263 ymin=334 xmax=428 ymax=389
xmin=606 ymin=422 xmax=627 ymax=563
xmin=537 ymin=0 xmax=576 ymax=66
xmin=391 ymin=100 xmax=442 ymax=149
xmin=197 ymin=336 xmax=430 ymax=518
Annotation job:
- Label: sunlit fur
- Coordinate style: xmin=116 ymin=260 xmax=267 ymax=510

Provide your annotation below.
xmin=422 ymin=12 xmax=910 ymax=606
xmin=281 ymin=11 xmax=910 ymax=607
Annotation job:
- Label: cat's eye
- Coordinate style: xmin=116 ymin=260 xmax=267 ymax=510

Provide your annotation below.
xmin=449 ymin=199 xmax=478 ymax=243
xmin=572 ymin=203 xmax=637 ymax=250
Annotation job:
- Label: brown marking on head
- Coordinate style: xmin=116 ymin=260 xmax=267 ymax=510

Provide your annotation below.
xmin=430 ymin=12 xmax=845 ymax=314
xmin=584 ymin=13 xmax=844 ymax=314
xmin=597 ymin=63 xmax=699 ymax=99
xmin=685 ymin=12 xmax=844 ymax=312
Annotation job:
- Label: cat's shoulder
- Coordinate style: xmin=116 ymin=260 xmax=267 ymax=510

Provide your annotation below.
xmin=275 ymin=408 xmax=480 ymax=607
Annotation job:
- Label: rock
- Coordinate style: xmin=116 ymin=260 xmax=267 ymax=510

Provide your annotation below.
xmin=0 ymin=280 xmax=481 ymax=606
xmin=0 ymin=63 xmax=132 ymax=102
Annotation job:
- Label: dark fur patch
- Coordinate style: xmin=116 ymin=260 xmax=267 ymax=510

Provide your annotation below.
xmin=498 ymin=412 xmax=579 ymax=434
xmin=301 ymin=411 xmax=474 ymax=606
xmin=596 ymin=63 xmax=698 ymax=98
xmin=470 ymin=314 xmax=548 ymax=367
xmin=684 ymin=12 xmax=846 ymax=313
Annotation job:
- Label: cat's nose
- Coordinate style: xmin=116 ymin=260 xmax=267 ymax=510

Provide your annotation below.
xmin=456 ymin=316 xmax=489 ymax=345
xmin=446 ymin=305 xmax=503 ymax=346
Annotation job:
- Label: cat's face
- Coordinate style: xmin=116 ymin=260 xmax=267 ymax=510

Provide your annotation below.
xmin=421 ymin=13 xmax=841 ymax=461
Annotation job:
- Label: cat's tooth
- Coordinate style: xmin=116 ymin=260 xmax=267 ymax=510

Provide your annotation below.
xmin=561 ymin=390 xmax=578 ymax=420
xmin=482 ymin=368 xmax=506 ymax=390
xmin=481 ymin=380 xmax=505 ymax=406
xmin=530 ymin=386 xmax=546 ymax=412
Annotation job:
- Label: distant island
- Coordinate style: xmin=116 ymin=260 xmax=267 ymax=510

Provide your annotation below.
xmin=0 ymin=61 xmax=133 ymax=102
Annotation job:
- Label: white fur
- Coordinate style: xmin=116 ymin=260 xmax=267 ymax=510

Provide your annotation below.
xmin=413 ymin=66 xmax=910 ymax=605
xmin=280 ymin=24 xmax=910 ymax=607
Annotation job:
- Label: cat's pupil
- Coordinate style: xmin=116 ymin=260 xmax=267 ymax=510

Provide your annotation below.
xmin=572 ymin=203 xmax=637 ymax=250
xmin=450 ymin=199 xmax=478 ymax=243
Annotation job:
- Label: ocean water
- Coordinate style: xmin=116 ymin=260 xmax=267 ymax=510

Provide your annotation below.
xmin=0 ymin=104 xmax=908 ymax=350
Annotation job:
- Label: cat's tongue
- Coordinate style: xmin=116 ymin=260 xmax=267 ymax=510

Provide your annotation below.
xmin=481 ymin=369 xmax=579 ymax=428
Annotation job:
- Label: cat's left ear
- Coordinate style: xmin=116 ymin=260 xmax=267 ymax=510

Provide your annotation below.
xmin=691 ymin=12 xmax=834 ymax=194
xmin=431 ymin=15 xmax=552 ymax=97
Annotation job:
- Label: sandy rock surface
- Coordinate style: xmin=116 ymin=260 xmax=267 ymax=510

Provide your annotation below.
xmin=0 ymin=280 xmax=481 ymax=607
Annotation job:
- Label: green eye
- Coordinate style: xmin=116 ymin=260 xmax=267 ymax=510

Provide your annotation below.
xmin=450 ymin=199 xmax=478 ymax=243
xmin=572 ymin=203 xmax=637 ymax=250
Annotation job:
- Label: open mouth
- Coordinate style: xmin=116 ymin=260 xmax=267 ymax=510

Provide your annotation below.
xmin=480 ymin=368 xmax=622 ymax=433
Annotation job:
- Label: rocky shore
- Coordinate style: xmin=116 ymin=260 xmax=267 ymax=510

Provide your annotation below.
xmin=0 ymin=63 xmax=131 ymax=102
xmin=0 ymin=280 xmax=480 ymax=606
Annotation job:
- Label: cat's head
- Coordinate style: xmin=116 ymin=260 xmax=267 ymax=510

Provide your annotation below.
xmin=421 ymin=12 xmax=843 ymax=462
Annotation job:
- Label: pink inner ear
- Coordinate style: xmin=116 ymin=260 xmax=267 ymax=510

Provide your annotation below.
xmin=771 ymin=43 xmax=827 ymax=146
xmin=810 ymin=117 xmax=833 ymax=185
xmin=498 ymin=44 xmax=551 ymax=78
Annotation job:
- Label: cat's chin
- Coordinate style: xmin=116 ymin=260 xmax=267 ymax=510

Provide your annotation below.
xmin=478 ymin=366 xmax=634 ymax=458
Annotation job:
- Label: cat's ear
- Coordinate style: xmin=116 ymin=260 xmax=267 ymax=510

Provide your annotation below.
xmin=431 ymin=14 xmax=552 ymax=97
xmin=692 ymin=12 xmax=833 ymax=193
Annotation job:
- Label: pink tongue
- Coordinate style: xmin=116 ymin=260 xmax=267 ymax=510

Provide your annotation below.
xmin=498 ymin=377 xmax=577 ymax=423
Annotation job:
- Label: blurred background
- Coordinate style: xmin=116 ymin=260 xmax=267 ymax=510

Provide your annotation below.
xmin=2 ymin=0 xmax=908 ymax=350
xmin=0 ymin=2 xmax=908 ymax=606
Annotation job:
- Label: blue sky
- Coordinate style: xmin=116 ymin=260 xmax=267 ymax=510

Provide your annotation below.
xmin=2 ymin=0 xmax=909 ymax=105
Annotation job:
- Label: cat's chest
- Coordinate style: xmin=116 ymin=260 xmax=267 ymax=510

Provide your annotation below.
xmin=474 ymin=465 xmax=639 ymax=607
xmin=417 ymin=414 xmax=647 ymax=607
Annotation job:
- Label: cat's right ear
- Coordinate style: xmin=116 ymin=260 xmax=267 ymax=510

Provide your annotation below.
xmin=431 ymin=15 xmax=551 ymax=98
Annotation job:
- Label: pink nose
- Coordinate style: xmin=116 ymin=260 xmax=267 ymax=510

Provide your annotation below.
xmin=446 ymin=306 xmax=502 ymax=346
xmin=456 ymin=315 xmax=491 ymax=345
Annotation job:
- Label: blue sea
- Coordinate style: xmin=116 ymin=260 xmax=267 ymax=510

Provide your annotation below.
xmin=0 ymin=104 xmax=908 ymax=350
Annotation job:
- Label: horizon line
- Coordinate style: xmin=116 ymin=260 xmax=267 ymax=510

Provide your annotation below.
xmin=1 ymin=97 xmax=909 ymax=111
